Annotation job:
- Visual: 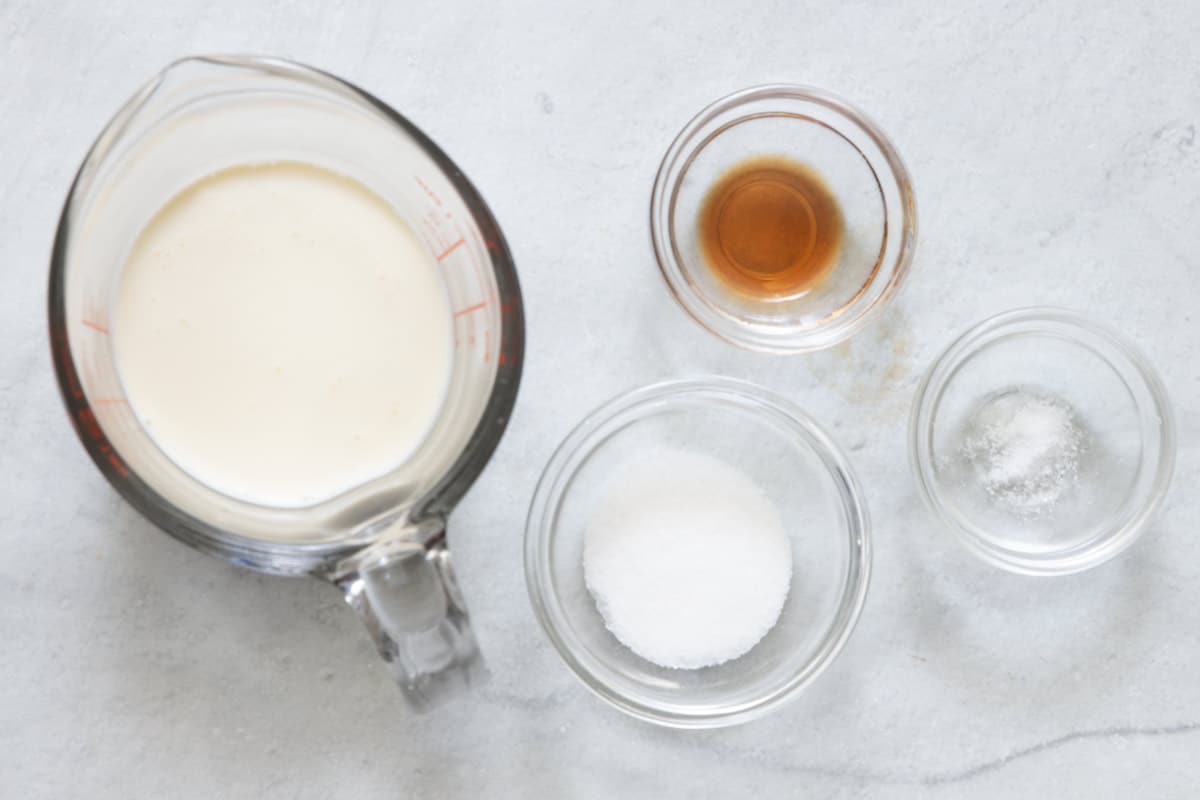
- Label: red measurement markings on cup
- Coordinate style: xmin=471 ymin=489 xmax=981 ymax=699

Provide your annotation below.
xmin=57 ymin=329 xmax=131 ymax=476
xmin=414 ymin=175 xmax=468 ymax=266
xmin=453 ymin=301 xmax=486 ymax=318
xmin=82 ymin=318 xmax=109 ymax=334
xmin=414 ymin=174 xmax=443 ymax=208
xmin=436 ymin=238 xmax=465 ymax=262
xmin=412 ymin=174 xmax=495 ymax=364
xmin=76 ymin=407 xmax=129 ymax=477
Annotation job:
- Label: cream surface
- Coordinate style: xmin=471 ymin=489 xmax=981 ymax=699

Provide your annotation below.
xmin=113 ymin=162 xmax=453 ymax=507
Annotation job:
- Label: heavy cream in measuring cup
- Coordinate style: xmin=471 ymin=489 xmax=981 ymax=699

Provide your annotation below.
xmin=113 ymin=162 xmax=454 ymax=508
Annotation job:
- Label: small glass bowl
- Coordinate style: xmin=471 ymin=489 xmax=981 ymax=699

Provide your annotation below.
xmin=910 ymin=308 xmax=1176 ymax=576
xmin=524 ymin=377 xmax=870 ymax=728
xmin=649 ymin=85 xmax=917 ymax=353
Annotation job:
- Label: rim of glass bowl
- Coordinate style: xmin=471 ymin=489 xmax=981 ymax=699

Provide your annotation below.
xmin=909 ymin=307 xmax=1176 ymax=576
xmin=524 ymin=376 xmax=872 ymax=728
xmin=649 ymin=84 xmax=917 ymax=354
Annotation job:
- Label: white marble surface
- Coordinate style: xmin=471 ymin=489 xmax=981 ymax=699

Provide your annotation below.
xmin=3 ymin=0 xmax=1199 ymax=796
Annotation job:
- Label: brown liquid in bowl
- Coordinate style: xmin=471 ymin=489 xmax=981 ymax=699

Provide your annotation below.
xmin=698 ymin=155 xmax=843 ymax=298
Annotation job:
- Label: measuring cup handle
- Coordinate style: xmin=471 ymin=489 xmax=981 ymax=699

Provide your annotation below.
xmin=334 ymin=529 xmax=484 ymax=710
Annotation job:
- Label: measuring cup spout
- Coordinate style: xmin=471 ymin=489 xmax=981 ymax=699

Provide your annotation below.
xmin=332 ymin=520 xmax=484 ymax=710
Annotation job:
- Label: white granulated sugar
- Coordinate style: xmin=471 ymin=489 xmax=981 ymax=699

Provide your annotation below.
xmin=960 ymin=389 xmax=1087 ymax=516
xmin=582 ymin=448 xmax=792 ymax=670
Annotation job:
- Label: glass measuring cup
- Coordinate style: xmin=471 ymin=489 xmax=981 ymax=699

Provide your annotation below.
xmin=47 ymin=56 xmax=524 ymax=709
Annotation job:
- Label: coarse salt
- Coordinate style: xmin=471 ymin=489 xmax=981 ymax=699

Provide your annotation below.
xmin=960 ymin=389 xmax=1087 ymax=516
xmin=582 ymin=448 xmax=792 ymax=670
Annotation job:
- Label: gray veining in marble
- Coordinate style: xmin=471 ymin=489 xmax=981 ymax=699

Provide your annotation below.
xmin=3 ymin=0 xmax=1199 ymax=797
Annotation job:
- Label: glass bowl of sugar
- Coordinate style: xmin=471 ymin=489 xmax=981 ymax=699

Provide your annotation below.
xmin=910 ymin=307 xmax=1176 ymax=576
xmin=525 ymin=377 xmax=870 ymax=728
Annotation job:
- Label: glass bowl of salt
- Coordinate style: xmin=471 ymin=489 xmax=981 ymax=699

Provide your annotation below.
xmin=910 ymin=307 xmax=1176 ymax=576
xmin=525 ymin=376 xmax=870 ymax=728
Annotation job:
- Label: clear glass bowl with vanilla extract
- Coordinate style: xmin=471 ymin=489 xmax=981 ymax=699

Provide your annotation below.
xmin=650 ymin=85 xmax=918 ymax=353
